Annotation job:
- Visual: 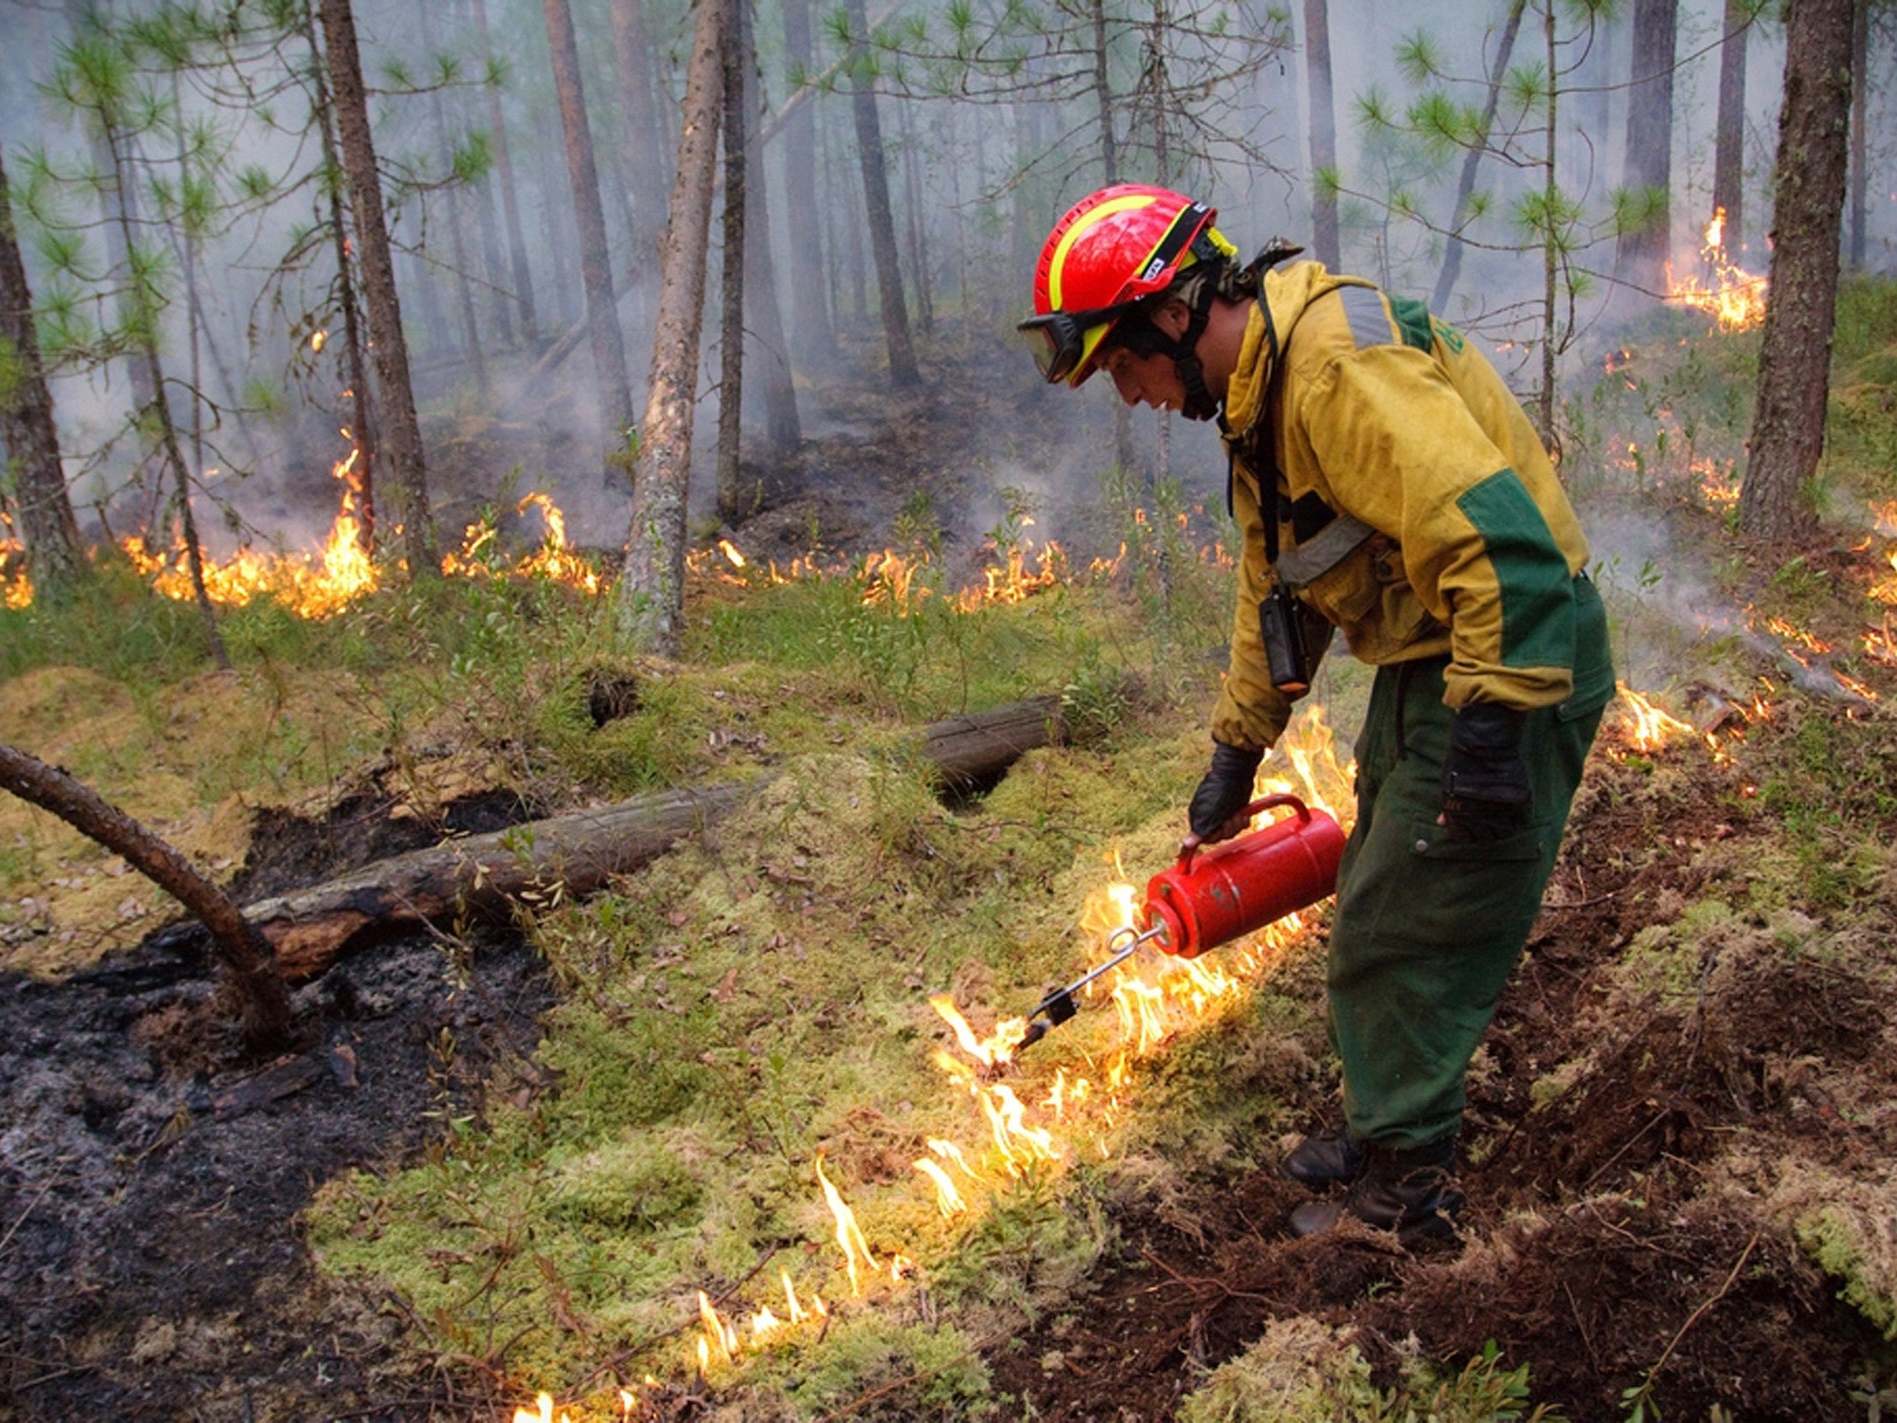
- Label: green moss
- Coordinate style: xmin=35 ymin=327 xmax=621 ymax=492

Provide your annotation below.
xmin=1614 ymin=898 xmax=1735 ymax=1000
xmin=1796 ymin=1207 xmax=1897 ymax=1341
xmin=774 ymin=1314 xmax=992 ymax=1419
xmin=1181 ymin=1330 xmax=1564 ymax=1423
xmin=1177 ymin=1318 xmax=1382 ymax=1421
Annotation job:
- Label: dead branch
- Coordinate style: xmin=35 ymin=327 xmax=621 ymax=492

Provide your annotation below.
xmin=0 ymin=741 xmax=292 ymax=1050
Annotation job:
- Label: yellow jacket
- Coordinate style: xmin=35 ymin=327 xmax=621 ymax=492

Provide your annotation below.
xmin=1210 ymin=261 xmax=1595 ymax=752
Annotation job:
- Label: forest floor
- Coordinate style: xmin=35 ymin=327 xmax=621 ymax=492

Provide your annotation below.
xmin=3 ymin=289 xmax=1896 ymax=1422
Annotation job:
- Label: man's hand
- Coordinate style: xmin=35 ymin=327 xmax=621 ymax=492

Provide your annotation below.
xmin=1439 ymin=703 xmax=1532 ymax=841
xmin=1187 ymin=741 xmax=1264 ymax=845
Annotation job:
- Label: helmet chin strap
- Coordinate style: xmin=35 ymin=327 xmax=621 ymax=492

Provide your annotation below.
xmin=1151 ymin=270 xmax=1222 ymax=422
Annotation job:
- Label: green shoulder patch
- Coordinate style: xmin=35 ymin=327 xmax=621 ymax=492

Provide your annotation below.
xmin=1388 ymin=294 xmax=1434 ymax=353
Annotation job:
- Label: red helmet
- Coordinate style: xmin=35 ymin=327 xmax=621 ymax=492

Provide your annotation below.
xmin=1019 ymin=183 xmax=1234 ymax=387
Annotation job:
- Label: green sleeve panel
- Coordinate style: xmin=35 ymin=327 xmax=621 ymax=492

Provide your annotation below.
xmin=1293 ymin=345 xmax=1578 ymax=711
xmin=1454 ymin=469 xmax=1575 ymax=673
xmin=1211 ymin=461 xmax=1297 ymax=752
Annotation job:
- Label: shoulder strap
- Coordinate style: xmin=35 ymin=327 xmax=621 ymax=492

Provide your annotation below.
xmin=1273 ymin=512 xmax=1376 ymax=589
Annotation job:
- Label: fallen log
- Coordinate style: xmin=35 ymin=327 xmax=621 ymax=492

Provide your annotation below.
xmin=178 ymin=690 xmax=1081 ymax=983
xmin=246 ymin=783 xmax=746 ymax=981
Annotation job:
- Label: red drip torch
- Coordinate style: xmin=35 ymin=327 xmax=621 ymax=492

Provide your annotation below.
xmin=1017 ymin=795 xmax=1345 ymax=1051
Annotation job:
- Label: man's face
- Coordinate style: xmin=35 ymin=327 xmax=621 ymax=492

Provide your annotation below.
xmin=1101 ymin=343 xmax=1187 ymax=413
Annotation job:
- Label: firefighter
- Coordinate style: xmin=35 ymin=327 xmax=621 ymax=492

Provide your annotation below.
xmin=1019 ymin=184 xmax=1613 ymax=1241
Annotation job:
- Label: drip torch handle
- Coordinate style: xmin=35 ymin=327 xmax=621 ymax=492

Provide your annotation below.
xmin=1175 ymin=793 xmax=1310 ymax=875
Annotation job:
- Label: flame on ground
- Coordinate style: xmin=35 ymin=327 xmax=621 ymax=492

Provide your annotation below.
xmin=1665 ymin=207 xmax=1767 ymax=333
xmin=814 ymin=1155 xmax=878 ymax=1297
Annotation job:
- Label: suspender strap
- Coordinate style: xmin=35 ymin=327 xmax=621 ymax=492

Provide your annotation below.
xmin=1272 ymin=512 xmax=1377 ymax=589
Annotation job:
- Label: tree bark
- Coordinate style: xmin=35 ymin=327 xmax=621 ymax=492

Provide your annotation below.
xmin=0 ymin=144 xmax=85 ymax=600
xmin=303 ymin=6 xmax=377 ymax=549
xmin=842 ymin=0 xmax=919 ymax=386
xmin=615 ymin=0 xmax=725 ymax=654
xmin=1616 ymin=0 xmax=1677 ymax=293
xmin=320 ymin=0 xmax=437 ymax=574
xmin=610 ymin=0 xmax=669 ymax=262
xmin=739 ymin=0 xmax=801 ymax=459
xmin=779 ymin=0 xmax=836 ymax=361
xmin=1302 ymin=0 xmax=1340 ymax=268
xmin=471 ymin=0 xmax=539 ymax=345
xmin=1432 ymin=0 xmax=1528 ymax=311
xmin=1848 ymin=0 xmax=1868 ymax=268
xmin=1713 ymin=0 xmax=1752 ymax=255
xmin=899 ymin=98 xmax=933 ymax=334
xmin=0 ymin=743 xmax=292 ymax=1051
xmin=544 ymin=0 xmax=638 ymax=489
xmin=1091 ymin=0 xmax=1118 ymax=183
xmin=716 ymin=0 xmax=749 ymax=521
xmin=1740 ymin=0 xmax=1854 ymax=542
xmin=188 ymin=690 xmax=1090 ymax=980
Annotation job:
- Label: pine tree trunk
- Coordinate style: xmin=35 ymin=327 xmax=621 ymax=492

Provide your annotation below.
xmin=615 ymin=0 xmax=726 ymax=654
xmin=471 ymin=0 xmax=539 ymax=345
xmin=421 ymin=4 xmax=489 ymax=399
xmin=1089 ymin=0 xmax=1135 ymax=476
xmin=899 ymin=100 xmax=933 ymax=334
xmin=1740 ymin=0 xmax=1853 ymax=541
xmin=544 ymin=0 xmax=637 ymax=488
xmin=716 ymin=3 xmax=748 ymax=522
xmin=1433 ymin=0 xmax=1528 ymax=311
xmin=842 ymin=0 xmax=919 ymax=385
xmin=320 ymin=0 xmax=437 ymax=574
xmin=781 ymin=0 xmax=837 ymax=361
xmin=65 ymin=0 xmax=159 ymax=420
xmin=1848 ymin=0 xmax=1867 ymax=268
xmin=1090 ymin=0 xmax=1117 ymax=182
xmin=1616 ymin=0 xmax=1677 ymax=293
xmin=1302 ymin=0 xmax=1340 ymax=268
xmin=611 ymin=0 xmax=668 ymax=262
xmin=474 ymin=175 xmax=516 ymax=347
xmin=0 ymin=144 xmax=85 ymax=599
xmin=93 ymin=114 xmax=228 ymax=668
xmin=841 ymin=120 xmax=867 ymax=323
xmin=1713 ymin=0 xmax=1751 ymax=254
xmin=537 ymin=111 xmax=579 ymax=326
xmin=737 ymin=0 xmax=801 ymax=456
xmin=0 ymin=743 xmax=292 ymax=1052
xmin=305 ymin=6 xmax=377 ymax=549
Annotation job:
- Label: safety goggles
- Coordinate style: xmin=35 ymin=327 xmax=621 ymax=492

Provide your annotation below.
xmin=1016 ymin=297 xmax=1151 ymax=385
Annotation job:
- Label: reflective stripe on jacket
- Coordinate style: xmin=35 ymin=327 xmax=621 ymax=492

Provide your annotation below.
xmin=1210 ymin=260 xmax=1593 ymax=752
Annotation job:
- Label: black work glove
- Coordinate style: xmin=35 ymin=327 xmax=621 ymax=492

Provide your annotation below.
xmin=1188 ymin=741 xmax=1264 ymax=841
xmin=1440 ymin=703 xmax=1532 ymax=841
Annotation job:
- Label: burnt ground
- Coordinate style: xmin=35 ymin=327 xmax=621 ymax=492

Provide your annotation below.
xmin=988 ymin=742 xmax=1897 ymax=1421
xmin=0 ymin=792 xmax=552 ymax=1423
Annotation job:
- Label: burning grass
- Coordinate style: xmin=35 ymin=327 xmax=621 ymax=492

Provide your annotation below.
xmin=305 ymin=691 xmax=1365 ymax=1417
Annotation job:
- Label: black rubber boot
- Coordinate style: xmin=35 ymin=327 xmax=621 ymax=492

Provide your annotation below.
xmin=1288 ymin=1136 xmax=1462 ymax=1243
xmin=1282 ymin=1128 xmax=1367 ymax=1189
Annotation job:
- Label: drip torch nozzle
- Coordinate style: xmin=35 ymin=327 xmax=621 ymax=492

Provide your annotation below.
xmin=1015 ymin=921 xmax=1167 ymax=1055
